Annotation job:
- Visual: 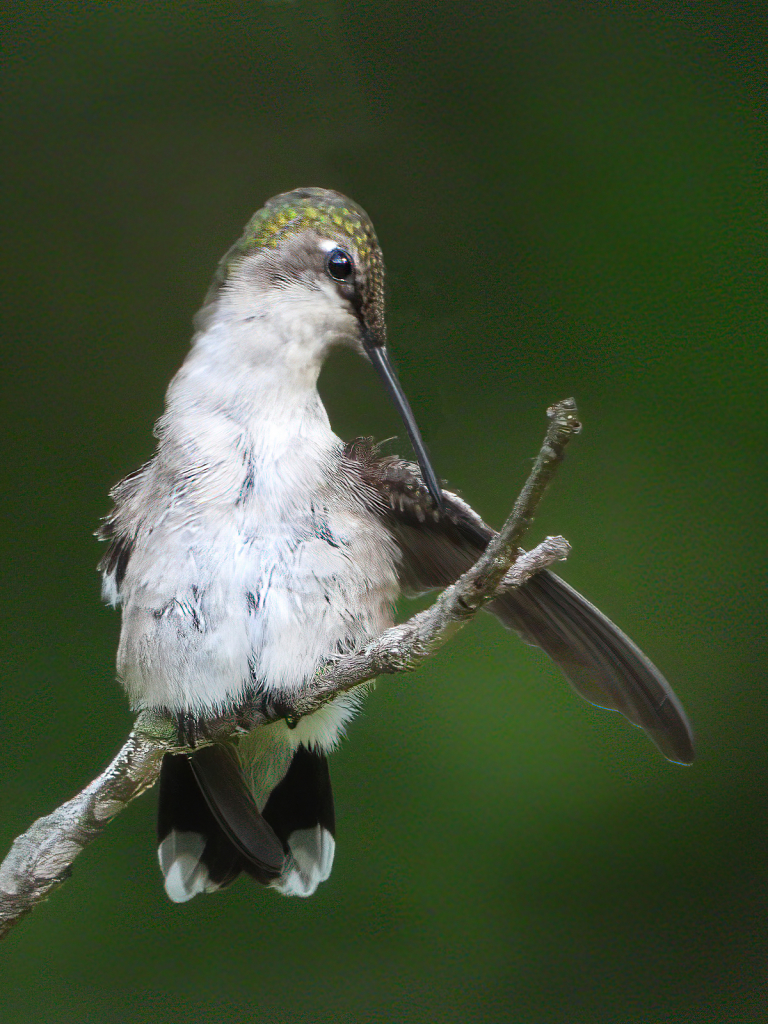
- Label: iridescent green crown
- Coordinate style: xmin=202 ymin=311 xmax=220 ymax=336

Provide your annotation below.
xmin=212 ymin=187 xmax=381 ymax=286
xmin=201 ymin=187 xmax=386 ymax=335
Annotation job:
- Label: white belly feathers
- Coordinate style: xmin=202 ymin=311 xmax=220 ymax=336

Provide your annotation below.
xmin=111 ymin=424 xmax=400 ymax=746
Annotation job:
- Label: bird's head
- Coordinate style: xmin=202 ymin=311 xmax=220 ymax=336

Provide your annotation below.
xmin=200 ymin=187 xmax=443 ymax=506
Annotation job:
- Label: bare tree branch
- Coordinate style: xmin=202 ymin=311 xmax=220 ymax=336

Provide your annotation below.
xmin=0 ymin=398 xmax=581 ymax=940
xmin=275 ymin=534 xmax=572 ymax=720
xmin=0 ymin=730 xmax=173 ymax=939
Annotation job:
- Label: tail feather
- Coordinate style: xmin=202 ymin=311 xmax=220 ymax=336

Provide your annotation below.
xmin=157 ymin=752 xmax=243 ymax=903
xmin=156 ymin=741 xmax=336 ymax=902
xmin=262 ymin=745 xmax=336 ymax=897
xmin=490 ymin=570 xmax=695 ymax=765
xmin=189 ymin=744 xmax=285 ymax=879
xmin=157 ymin=829 xmax=214 ymax=903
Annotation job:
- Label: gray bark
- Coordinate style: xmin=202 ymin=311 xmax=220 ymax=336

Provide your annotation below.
xmin=0 ymin=398 xmax=581 ymax=940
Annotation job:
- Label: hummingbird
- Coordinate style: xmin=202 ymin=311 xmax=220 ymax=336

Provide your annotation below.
xmin=98 ymin=187 xmax=694 ymax=903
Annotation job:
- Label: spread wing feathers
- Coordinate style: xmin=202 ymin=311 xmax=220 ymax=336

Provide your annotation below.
xmin=345 ymin=439 xmax=695 ymax=765
xmin=489 ymin=574 xmax=695 ymax=765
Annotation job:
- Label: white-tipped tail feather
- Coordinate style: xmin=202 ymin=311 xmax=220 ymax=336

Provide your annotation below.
xmin=156 ymin=741 xmax=336 ymax=901
xmin=272 ymin=825 xmax=336 ymax=897
xmin=158 ymin=830 xmax=219 ymax=903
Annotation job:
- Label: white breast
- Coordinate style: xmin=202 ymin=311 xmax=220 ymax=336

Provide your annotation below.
xmin=112 ymin=401 xmax=399 ymax=748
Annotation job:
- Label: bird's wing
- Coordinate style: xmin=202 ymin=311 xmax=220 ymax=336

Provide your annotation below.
xmin=96 ymin=463 xmax=151 ymax=605
xmin=346 ymin=439 xmax=694 ymax=765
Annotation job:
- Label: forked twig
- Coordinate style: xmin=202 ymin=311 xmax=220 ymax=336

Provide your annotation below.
xmin=0 ymin=399 xmax=581 ymax=939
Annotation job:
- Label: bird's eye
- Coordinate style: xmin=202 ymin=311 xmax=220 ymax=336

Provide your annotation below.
xmin=326 ymin=248 xmax=354 ymax=282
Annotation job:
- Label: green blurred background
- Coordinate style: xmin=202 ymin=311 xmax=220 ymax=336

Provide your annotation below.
xmin=2 ymin=3 xmax=765 ymax=1021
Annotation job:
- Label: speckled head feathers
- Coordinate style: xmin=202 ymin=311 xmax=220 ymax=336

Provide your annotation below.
xmin=195 ymin=188 xmax=443 ymax=507
xmin=207 ymin=187 xmax=386 ymax=338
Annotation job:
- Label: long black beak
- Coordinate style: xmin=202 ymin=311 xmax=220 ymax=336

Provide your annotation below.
xmin=365 ymin=341 xmax=444 ymax=509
